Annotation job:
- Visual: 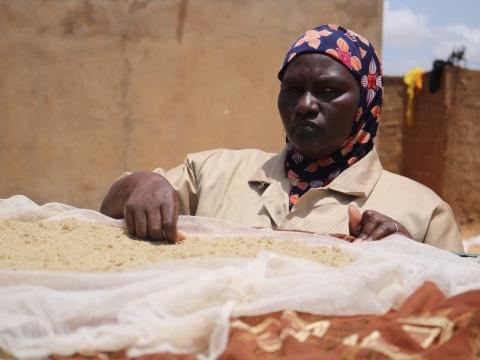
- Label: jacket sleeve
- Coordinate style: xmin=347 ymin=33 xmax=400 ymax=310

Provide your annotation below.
xmin=423 ymin=202 xmax=463 ymax=252
xmin=152 ymin=150 xmax=222 ymax=216
xmin=152 ymin=159 xmax=198 ymax=216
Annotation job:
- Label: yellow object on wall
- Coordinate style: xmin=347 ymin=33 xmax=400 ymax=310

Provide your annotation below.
xmin=403 ymin=68 xmax=425 ymax=127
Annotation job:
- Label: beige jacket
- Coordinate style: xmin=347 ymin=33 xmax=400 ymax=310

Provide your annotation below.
xmin=153 ymin=147 xmax=462 ymax=251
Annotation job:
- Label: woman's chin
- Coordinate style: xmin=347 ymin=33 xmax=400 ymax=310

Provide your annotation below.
xmin=290 ymin=143 xmax=331 ymax=160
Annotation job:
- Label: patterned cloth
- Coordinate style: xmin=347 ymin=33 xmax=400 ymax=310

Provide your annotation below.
xmin=279 ymin=25 xmax=383 ymax=209
xmin=222 ymin=282 xmax=480 ymax=359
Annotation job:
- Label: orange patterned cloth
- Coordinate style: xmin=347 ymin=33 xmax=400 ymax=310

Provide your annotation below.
xmin=51 ymin=282 xmax=480 ymax=360
xmin=221 ymin=281 xmax=480 ymax=359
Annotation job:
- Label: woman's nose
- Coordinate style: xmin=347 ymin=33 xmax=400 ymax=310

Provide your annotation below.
xmin=295 ymin=91 xmax=320 ymax=115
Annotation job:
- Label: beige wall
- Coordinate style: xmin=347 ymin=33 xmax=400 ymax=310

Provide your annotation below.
xmin=0 ymin=0 xmax=383 ymax=209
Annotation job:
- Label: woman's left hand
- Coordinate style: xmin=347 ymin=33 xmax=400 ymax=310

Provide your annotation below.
xmin=348 ymin=205 xmax=412 ymax=241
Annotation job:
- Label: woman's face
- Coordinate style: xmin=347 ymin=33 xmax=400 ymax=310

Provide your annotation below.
xmin=278 ymin=53 xmax=360 ymax=159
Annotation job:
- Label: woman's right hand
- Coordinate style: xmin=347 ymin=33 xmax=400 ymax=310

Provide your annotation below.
xmin=101 ymin=172 xmax=179 ymax=243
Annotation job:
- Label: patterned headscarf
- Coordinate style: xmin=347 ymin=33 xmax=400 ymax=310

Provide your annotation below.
xmin=279 ymin=24 xmax=383 ymax=209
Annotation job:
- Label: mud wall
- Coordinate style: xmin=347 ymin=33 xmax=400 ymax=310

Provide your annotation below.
xmin=376 ymin=76 xmax=404 ymax=174
xmin=398 ymin=67 xmax=480 ymax=225
xmin=0 ymin=0 xmax=383 ymax=209
xmin=401 ymin=72 xmax=448 ymax=197
xmin=443 ymin=68 xmax=480 ymax=225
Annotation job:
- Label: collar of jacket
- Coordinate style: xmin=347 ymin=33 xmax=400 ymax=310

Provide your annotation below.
xmin=248 ymin=146 xmax=383 ymax=199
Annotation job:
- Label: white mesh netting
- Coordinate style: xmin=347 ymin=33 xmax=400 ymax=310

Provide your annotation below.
xmin=1 ymin=195 xmax=479 ymax=359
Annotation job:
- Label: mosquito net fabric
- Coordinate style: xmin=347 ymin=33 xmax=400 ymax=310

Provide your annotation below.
xmin=0 ymin=195 xmax=479 ymax=359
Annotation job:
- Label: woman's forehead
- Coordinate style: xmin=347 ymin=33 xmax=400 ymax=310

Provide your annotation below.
xmin=282 ymin=53 xmax=357 ymax=83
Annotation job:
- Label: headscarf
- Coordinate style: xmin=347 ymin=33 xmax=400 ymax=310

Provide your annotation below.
xmin=278 ymin=24 xmax=383 ymax=209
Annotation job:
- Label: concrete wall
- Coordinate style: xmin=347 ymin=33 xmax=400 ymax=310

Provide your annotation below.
xmin=0 ymin=0 xmax=383 ymax=210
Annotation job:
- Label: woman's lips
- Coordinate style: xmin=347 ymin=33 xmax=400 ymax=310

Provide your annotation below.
xmin=292 ymin=120 xmax=320 ymax=132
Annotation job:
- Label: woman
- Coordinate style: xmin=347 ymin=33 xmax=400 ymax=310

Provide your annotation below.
xmin=101 ymin=25 xmax=462 ymax=251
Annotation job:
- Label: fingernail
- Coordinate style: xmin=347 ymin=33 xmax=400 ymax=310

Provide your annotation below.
xmin=364 ymin=236 xmax=373 ymax=242
xmin=359 ymin=234 xmax=367 ymax=239
xmin=353 ymin=238 xmax=363 ymax=243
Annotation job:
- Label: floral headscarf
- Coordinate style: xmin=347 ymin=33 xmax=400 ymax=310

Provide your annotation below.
xmin=279 ymin=24 xmax=383 ymax=209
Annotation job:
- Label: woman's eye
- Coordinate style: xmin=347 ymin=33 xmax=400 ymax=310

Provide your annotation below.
xmin=284 ymin=87 xmax=302 ymax=93
xmin=322 ymin=87 xmax=340 ymax=94
xmin=318 ymin=87 xmax=342 ymax=99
